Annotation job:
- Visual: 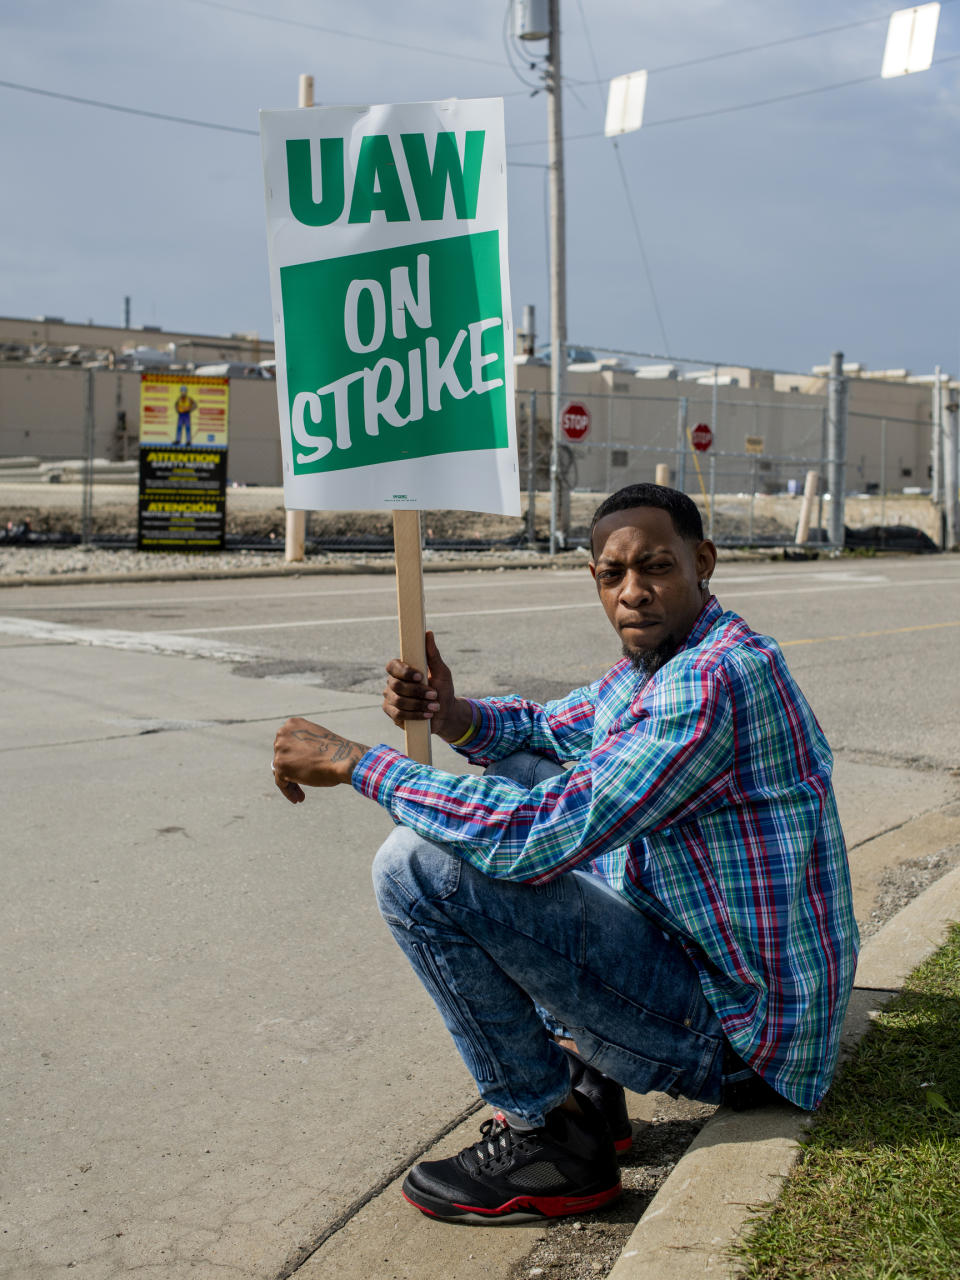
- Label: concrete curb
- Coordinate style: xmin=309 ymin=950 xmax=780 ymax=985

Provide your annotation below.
xmin=606 ymin=862 xmax=960 ymax=1280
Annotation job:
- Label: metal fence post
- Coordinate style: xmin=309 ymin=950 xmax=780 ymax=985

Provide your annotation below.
xmin=931 ymin=367 xmax=943 ymax=505
xmin=944 ymin=389 xmax=959 ymax=550
xmin=880 ymin=418 xmax=887 ymax=536
xmin=676 ymin=395 xmax=688 ymax=492
xmin=549 ymin=390 xmax=560 ymax=553
xmin=817 ymin=406 xmax=827 ymax=536
xmin=526 ymin=390 xmax=537 ymax=546
xmin=606 ymin=392 xmax=613 ymax=495
xmin=748 ymin=454 xmax=757 ymax=543
xmin=826 ymin=351 xmax=848 ymax=549
xmin=708 ymin=453 xmax=716 ymax=541
xmin=81 ymin=369 xmax=95 ymax=546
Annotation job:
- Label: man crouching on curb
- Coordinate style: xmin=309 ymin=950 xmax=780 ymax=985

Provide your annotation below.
xmin=272 ymin=483 xmax=859 ymax=1225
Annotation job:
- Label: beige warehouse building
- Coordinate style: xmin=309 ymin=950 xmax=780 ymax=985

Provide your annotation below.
xmin=0 ymin=314 xmax=945 ymax=497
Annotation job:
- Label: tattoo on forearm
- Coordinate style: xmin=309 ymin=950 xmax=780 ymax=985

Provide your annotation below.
xmin=289 ymin=728 xmax=364 ymax=765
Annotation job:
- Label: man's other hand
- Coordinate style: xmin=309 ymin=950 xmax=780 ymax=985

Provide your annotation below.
xmin=272 ymin=717 xmax=368 ymax=803
xmin=383 ymin=630 xmax=474 ymax=743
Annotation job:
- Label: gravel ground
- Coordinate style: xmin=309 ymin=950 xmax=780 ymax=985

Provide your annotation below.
xmin=0 ymin=544 xmax=300 ymax=578
xmin=0 ymin=543 xmax=603 ymax=582
xmin=859 ymin=845 xmax=960 ymax=941
xmin=0 ymin=538 xmax=794 ymax=585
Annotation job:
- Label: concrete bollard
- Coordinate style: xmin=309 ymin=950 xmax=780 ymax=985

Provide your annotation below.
xmin=285 ymin=509 xmax=305 ymax=562
xmin=795 ymin=470 xmax=819 ymax=544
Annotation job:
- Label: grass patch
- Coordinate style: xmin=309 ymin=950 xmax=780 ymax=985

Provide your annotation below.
xmin=733 ymin=924 xmax=960 ymax=1279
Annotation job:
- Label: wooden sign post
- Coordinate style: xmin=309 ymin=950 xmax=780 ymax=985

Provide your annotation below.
xmin=392 ymin=510 xmax=432 ymax=764
xmin=262 ymin=95 xmax=519 ymax=765
xmin=284 ymin=73 xmax=313 ymax=566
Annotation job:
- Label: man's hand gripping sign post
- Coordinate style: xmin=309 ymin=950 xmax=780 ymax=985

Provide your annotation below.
xmin=272 ymin=631 xmax=469 ymax=801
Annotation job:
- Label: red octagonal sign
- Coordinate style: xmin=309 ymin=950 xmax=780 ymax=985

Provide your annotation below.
xmin=691 ymin=422 xmax=713 ymax=452
xmin=561 ymin=401 xmax=591 ymax=442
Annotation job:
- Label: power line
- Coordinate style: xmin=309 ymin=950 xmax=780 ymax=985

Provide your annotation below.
xmin=573 ymin=0 xmax=670 ymax=355
xmin=647 ymin=69 xmax=881 ymax=129
xmin=577 ymin=0 xmax=959 ymax=83
xmin=174 ymin=0 xmax=508 ymax=69
xmin=508 ymin=50 xmax=960 ymax=148
xmin=0 ymin=76 xmax=541 ymax=166
xmin=0 ymin=78 xmax=259 ymax=135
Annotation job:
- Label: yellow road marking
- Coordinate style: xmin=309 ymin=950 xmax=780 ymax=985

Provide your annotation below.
xmin=783 ymin=619 xmax=960 ymax=647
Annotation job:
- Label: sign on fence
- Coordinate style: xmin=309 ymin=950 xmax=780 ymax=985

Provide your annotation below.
xmin=561 ymin=401 xmax=591 ymax=441
xmin=137 ymin=449 xmax=227 ymax=551
xmin=691 ymin=422 xmax=713 ymax=452
xmin=260 ymin=97 xmax=520 ymax=515
xmin=137 ymin=374 xmax=229 ymax=552
xmin=139 ymin=374 xmax=229 ymax=449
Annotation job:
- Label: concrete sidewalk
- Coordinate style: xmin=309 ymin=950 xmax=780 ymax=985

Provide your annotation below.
xmin=296 ymin=861 xmax=960 ymax=1280
xmin=3 ymin=634 xmax=959 ymax=1280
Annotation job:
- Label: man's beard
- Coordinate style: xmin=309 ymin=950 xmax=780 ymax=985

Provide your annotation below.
xmin=622 ymin=635 xmax=679 ymax=676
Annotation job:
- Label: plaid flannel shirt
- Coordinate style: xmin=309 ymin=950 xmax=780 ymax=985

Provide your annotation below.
xmin=353 ymin=597 xmax=859 ymax=1109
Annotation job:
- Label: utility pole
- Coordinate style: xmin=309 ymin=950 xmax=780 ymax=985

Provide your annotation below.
xmin=546 ymin=0 xmax=567 ymax=555
xmin=826 ymin=351 xmax=848 ymax=550
xmin=81 ymin=370 xmax=95 ymax=546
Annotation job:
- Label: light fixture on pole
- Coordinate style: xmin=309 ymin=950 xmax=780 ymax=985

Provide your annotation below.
xmin=605 ymin=70 xmax=648 ymax=137
xmin=881 ymin=4 xmax=941 ymax=78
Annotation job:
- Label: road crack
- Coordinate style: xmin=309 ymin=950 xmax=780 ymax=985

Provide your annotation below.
xmin=272 ymin=1098 xmax=483 ymax=1280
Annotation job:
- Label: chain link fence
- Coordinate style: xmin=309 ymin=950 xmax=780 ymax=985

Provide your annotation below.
xmin=0 ymin=359 xmax=947 ymax=552
xmin=515 ymin=378 xmax=940 ymax=550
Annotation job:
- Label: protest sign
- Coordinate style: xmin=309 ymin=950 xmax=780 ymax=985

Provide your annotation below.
xmin=260 ymin=97 xmax=520 ymax=516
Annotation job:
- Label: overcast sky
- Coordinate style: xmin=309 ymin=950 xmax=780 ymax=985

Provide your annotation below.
xmin=2 ymin=0 xmax=958 ymax=376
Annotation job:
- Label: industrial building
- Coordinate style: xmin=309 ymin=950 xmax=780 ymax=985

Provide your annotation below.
xmin=0 ymin=312 xmax=947 ymax=499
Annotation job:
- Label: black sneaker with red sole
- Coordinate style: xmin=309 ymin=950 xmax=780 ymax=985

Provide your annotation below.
xmin=564 ymin=1047 xmax=633 ymax=1154
xmin=401 ymin=1098 xmax=621 ymax=1224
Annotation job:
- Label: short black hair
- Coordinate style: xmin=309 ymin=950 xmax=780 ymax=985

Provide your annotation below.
xmin=590 ymin=483 xmax=704 ymax=554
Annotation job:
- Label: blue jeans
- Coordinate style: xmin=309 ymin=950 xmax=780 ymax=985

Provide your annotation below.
xmin=372 ymin=751 xmax=729 ymax=1127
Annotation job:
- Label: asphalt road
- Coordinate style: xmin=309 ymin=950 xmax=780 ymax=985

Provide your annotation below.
xmin=2 ymin=554 xmax=960 ymax=1279
xmin=3 ymin=554 xmax=960 ymax=766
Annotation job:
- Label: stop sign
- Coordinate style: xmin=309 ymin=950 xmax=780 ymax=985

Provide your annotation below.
xmin=561 ymin=401 xmax=591 ymax=441
xmin=691 ymin=422 xmax=713 ymax=452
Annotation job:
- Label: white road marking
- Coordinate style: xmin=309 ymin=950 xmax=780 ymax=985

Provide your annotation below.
xmin=2 ymin=573 xmax=957 ymax=649
xmin=0 ymin=576 xmax=579 ymax=610
xmin=158 ymin=602 xmax=598 ymax=632
xmin=0 ymin=616 xmax=255 ymax=660
xmin=0 ymin=566 xmax=917 ymax=612
xmin=143 ymin=575 xmax=960 ymax=635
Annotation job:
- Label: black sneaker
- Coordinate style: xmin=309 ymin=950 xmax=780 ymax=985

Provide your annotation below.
xmin=401 ymin=1100 xmax=621 ymax=1224
xmin=564 ymin=1048 xmax=633 ymax=1154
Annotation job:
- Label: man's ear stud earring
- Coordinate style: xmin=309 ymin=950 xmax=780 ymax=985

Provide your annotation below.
xmin=700 ymin=579 xmax=710 ymax=591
